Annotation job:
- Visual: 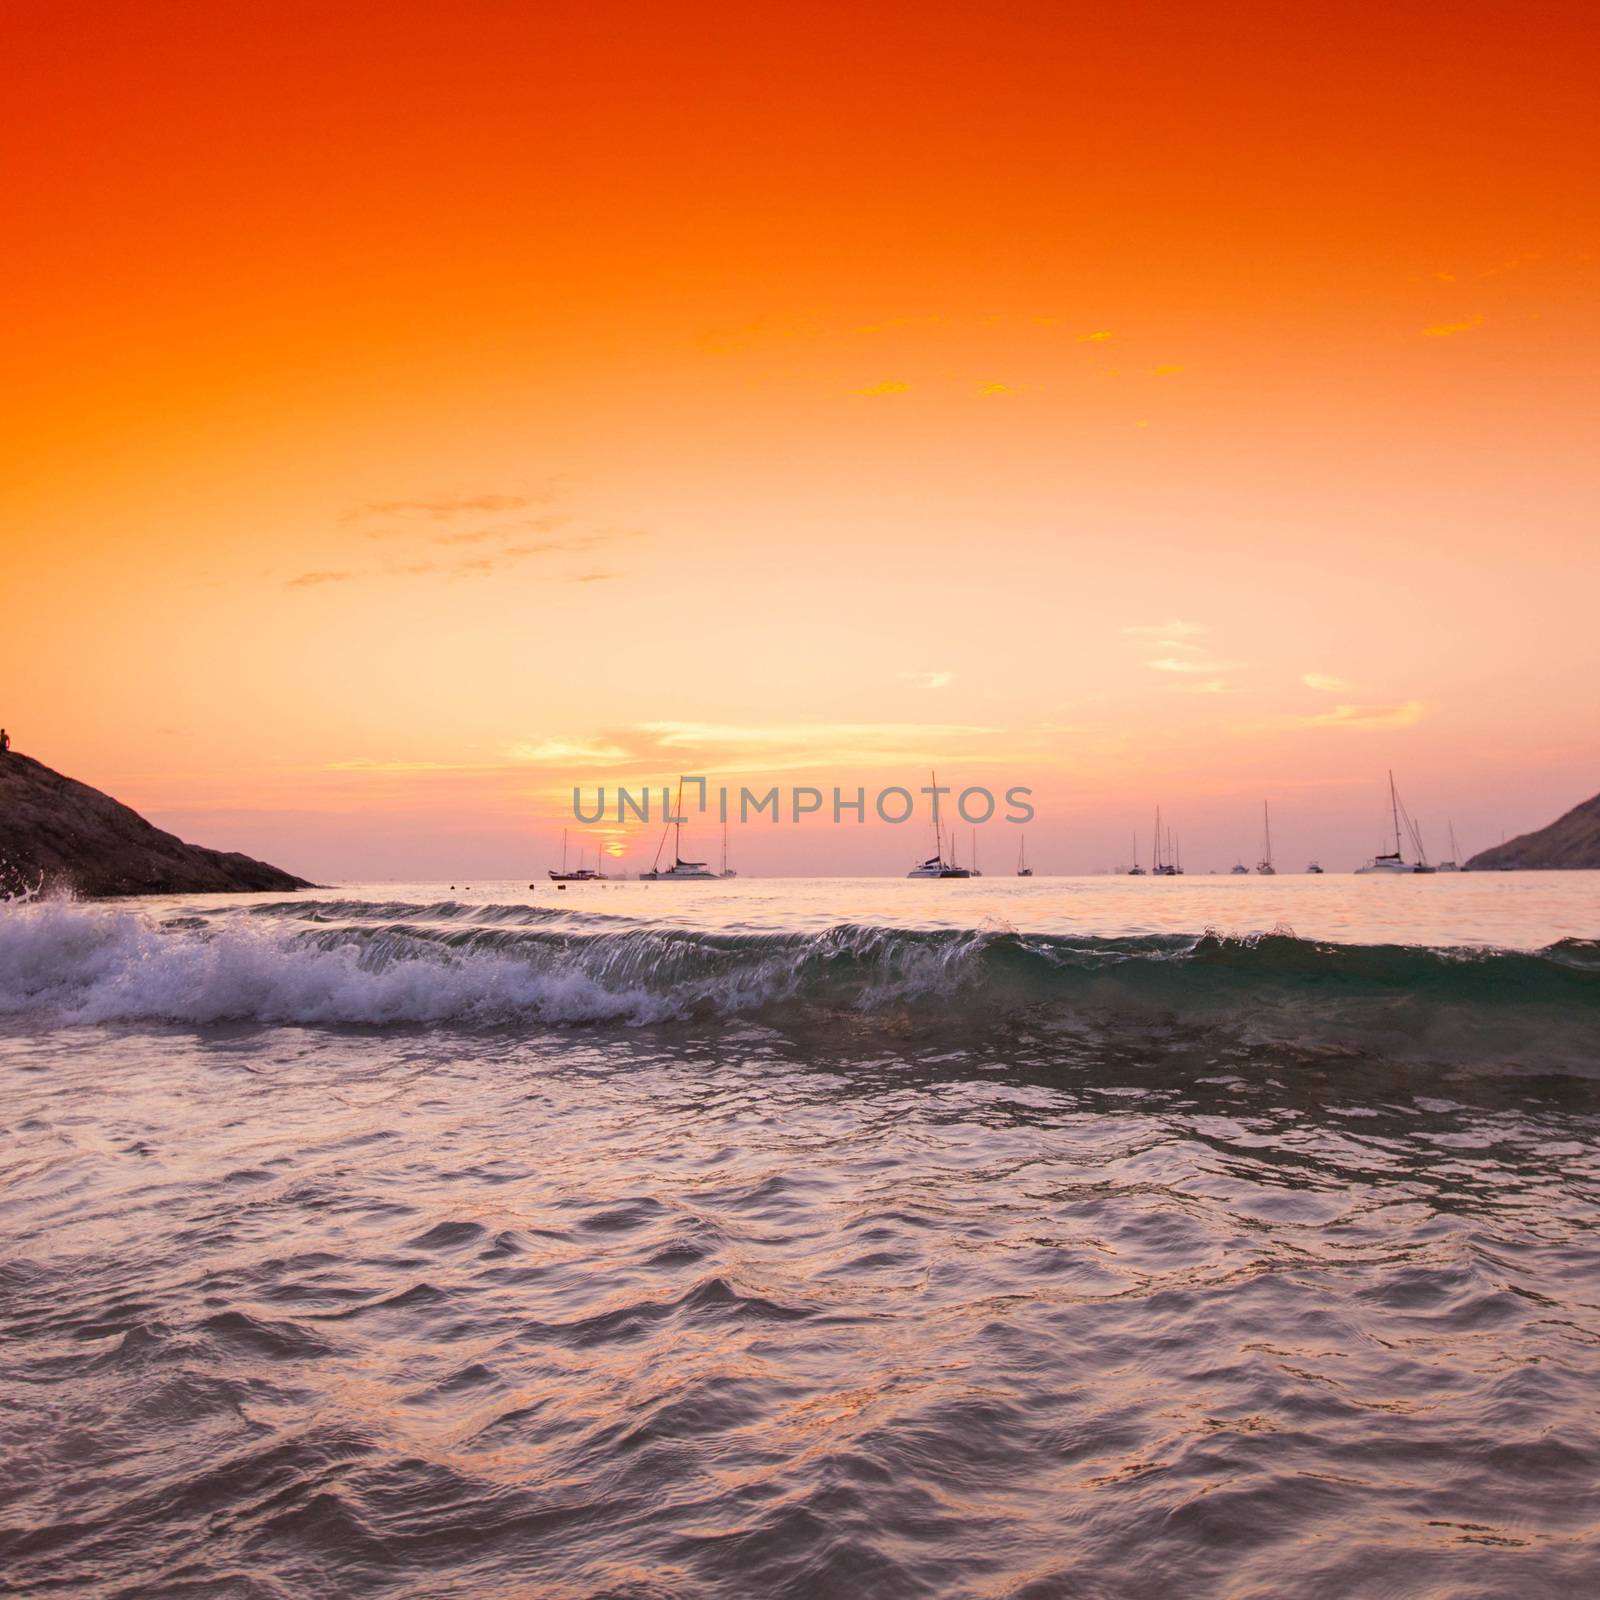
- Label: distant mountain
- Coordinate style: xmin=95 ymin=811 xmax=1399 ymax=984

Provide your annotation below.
xmin=0 ymin=750 xmax=312 ymax=897
xmin=1466 ymin=790 xmax=1600 ymax=871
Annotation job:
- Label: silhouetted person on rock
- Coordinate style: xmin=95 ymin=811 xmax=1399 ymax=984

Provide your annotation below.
xmin=0 ymin=728 xmax=10 ymax=754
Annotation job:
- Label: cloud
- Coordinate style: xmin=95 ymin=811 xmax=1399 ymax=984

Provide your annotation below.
xmin=900 ymin=670 xmax=954 ymax=689
xmin=509 ymin=739 xmax=632 ymax=765
xmin=1174 ymin=678 xmax=1230 ymax=695
xmin=1302 ymin=673 xmax=1351 ymax=692
xmin=1081 ymin=330 xmax=1113 ymax=343
xmin=1146 ymin=656 xmax=1242 ymax=674
xmin=1423 ymin=315 xmax=1483 ymax=338
xmin=1123 ymin=619 xmax=1207 ymax=640
xmin=572 ymin=571 xmax=620 ymax=583
xmin=1152 ymin=364 xmax=1185 ymax=375
xmin=1240 ymin=700 xmax=1425 ymax=734
xmin=324 ymin=759 xmax=477 ymax=773
xmin=857 ymin=380 xmax=911 ymax=395
xmin=346 ymin=494 xmax=538 ymax=522
xmin=976 ymin=382 xmax=1013 ymax=396
xmin=286 ymin=570 xmax=354 ymax=588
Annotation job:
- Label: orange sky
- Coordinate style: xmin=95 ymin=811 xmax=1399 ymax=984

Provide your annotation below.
xmin=3 ymin=0 xmax=1597 ymax=877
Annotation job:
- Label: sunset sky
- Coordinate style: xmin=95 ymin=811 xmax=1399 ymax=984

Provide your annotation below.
xmin=3 ymin=0 xmax=1597 ymax=877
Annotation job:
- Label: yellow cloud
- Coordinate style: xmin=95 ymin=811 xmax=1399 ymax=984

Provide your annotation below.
xmin=1302 ymin=673 xmax=1351 ymax=692
xmin=1082 ymin=330 xmax=1113 ymax=343
xmin=1152 ymin=364 xmax=1184 ymax=375
xmin=976 ymin=382 xmax=1013 ymax=396
xmin=857 ymin=380 xmax=910 ymax=395
xmin=1240 ymin=700 xmax=1425 ymax=734
xmin=1423 ymin=315 xmax=1483 ymax=338
xmin=509 ymin=739 xmax=632 ymax=765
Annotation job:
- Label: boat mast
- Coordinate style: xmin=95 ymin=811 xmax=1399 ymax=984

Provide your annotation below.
xmin=1389 ymin=770 xmax=1403 ymax=858
xmin=674 ymin=777 xmax=684 ymax=865
xmin=931 ymin=769 xmax=943 ymax=864
xmin=1263 ymin=801 xmax=1273 ymax=869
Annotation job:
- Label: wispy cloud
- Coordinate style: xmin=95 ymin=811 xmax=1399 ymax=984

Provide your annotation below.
xmin=857 ymin=380 xmax=911 ymax=395
xmin=509 ymin=739 xmax=633 ymax=765
xmin=1123 ymin=619 xmax=1208 ymax=641
xmin=324 ymin=758 xmax=479 ymax=773
xmin=286 ymin=570 xmax=354 ymax=588
xmin=976 ymin=382 xmax=1014 ymax=396
xmin=345 ymin=493 xmax=541 ymax=522
xmin=1423 ymin=315 xmax=1483 ymax=338
xmin=1146 ymin=656 xmax=1242 ymax=675
xmin=1302 ymin=672 xmax=1351 ymax=692
xmin=1240 ymin=700 xmax=1426 ymax=734
xmin=900 ymin=669 xmax=954 ymax=689
xmin=1081 ymin=330 xmax=1113 ymax=343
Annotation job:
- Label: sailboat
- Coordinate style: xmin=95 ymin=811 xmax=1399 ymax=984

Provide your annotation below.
xmin=1017 ymin=834 xmax=1033 ymax=876
xmin=548 ymin=829 xmax=607 ymax=882
xmin=970 ymin=830 xmax=983 ymax=877
xmin=719 ymin=819 xmax=738 ymax=879
xmin=908 ymin=771 xmax=971 ymax=877
xmin=642 ymin=780 xmax=718 ymax=879
xmin=1255 ymin=802 xmax=1276 ymax=874
xmin=1306 ymin=860 xmax=1324 ymax=874
xmin=1355 ymin=771 xmax=1433 ymax=874
xmin=1127 ymin=828 xmax=1147 ymax=875
xmin=1151 ymin=808 xmax=1181 ymax=875
xmin=1436 ymin=822 xmax=1462 ymax=872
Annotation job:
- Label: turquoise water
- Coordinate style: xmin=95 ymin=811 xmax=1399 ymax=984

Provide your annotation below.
xmin=2 ymin=876 xmax=1597 ymax=1596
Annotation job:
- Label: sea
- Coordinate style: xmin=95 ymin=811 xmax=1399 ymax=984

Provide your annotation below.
xmin=3 ymin=873 xmax=1598 ymax=1598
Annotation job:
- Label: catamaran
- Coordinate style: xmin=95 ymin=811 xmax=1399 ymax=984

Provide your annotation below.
xmin=1256 ymin=802 xmax=1276 ymax=874
xmin=1355 ymin=771 xmax=1433 ymax=874
xmin=908 ymin=771 xmax=971 ymax=877
xmin=642 ymin=780 xmax=718 ymax=879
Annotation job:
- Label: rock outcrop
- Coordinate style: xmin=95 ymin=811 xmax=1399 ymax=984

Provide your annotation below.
xmin=1465 ymin=790 xmax=1600 ymax=871
xmin=1 ymin=751 xmax=312 ymax=896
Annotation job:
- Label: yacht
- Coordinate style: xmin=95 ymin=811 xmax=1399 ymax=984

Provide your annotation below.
xmin=719 ymin=820 xmax=738 ymax=879
xmin=1306 ymin=861 xmax=1324 ymax=874
xmin=1355 ymin=771 xmax=1433 ymax=874
xmin=1255 ymin=802 xmax=1277 ymax=874
xmin=908 ymin=770 xmax=972 ymax=877
xmin=1016 ymin=835 xmax=1033 ymax=876
xmin=642 ymin=780 xmax=718 ymax=879
xmin=1230 ymin=861 xmax=1249 ymax=874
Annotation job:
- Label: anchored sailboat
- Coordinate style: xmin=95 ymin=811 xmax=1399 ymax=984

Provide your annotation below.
xmin=719 ymin=819 xmax=738 ymax=879
xmin=642 ymin=780 xmax=717 ymax=879
xmin=1355 ymin=771 xmax=1433 ymax=874
xmin=1017 ymin=834 xmax=1033 ymax=876
xmin=1437 ymin=822 xmax=1463 ymax=872
xmin=908 ymin=770 xmax=971 ymax=877
xmin=1127 ymin=829 xmax=1147 ymax=875
xmin=549 ymin=828 xmax=607 ymax=882
xmin=1256 ymin=802 xmax=1276 ymax=874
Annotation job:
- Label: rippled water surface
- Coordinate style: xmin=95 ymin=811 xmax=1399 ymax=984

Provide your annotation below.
xmin=3 ymin=878 xmax=1599 ymax=1596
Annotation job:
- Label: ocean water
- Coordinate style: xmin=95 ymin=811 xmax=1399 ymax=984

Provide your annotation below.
xmin=3 ymin=874 xmax=1599 ymax=1598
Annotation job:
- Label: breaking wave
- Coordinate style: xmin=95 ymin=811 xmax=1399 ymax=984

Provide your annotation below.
xmin=2 ymin=897 xmax=1597 ymax=1067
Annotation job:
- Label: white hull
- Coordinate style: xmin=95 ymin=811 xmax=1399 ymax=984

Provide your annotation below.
xmin=642 ymin=866 xmax=717 ymax=880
